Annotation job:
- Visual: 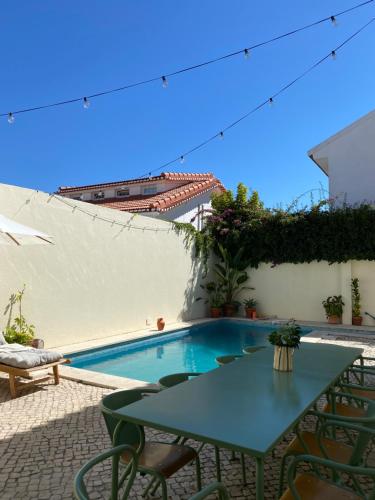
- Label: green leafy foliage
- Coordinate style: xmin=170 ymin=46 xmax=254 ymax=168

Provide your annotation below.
xmin=197 ymin=282 xmax=224 ymax=308
xmin=351 ymin=278 xmax=361 ymax=317
xmin=268 ymin=321 xmax=302 ymax=348
xmin=322 ymin=295 xmax=345 ymax=318
xmin=243 ymin=298 xmax=257 ymax=308
xmin=202 ymin=184 xmax=375 ymax=267
xmin=3 ymin=285 xmax=35 ymax=345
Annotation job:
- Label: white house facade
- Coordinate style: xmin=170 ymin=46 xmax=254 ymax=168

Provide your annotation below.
xmin=308 ymin=109 xmax=375 ymax=206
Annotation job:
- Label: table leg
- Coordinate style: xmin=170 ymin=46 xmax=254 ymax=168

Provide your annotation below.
xmin=255 ymin=457 xmax=264 ymax=500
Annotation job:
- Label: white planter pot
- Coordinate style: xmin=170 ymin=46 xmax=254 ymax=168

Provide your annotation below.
xmin=273 ymin=346 xmax=294 ymax=372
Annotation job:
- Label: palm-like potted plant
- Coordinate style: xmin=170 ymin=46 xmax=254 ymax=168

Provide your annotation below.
xmin=243 ymin=298 xmax=257 ymax=319
xmin=322 ymin=295 xmax=345 ymax=324
xmin=351 ymin=278 xmax=362 ymax=326
xmin=268 ymin=321 xmax=301 ymax=372
xmin=214 ymin=245 xmax=252 ymax=317
xmin=197 ymin=282 xmax=223 ymax=318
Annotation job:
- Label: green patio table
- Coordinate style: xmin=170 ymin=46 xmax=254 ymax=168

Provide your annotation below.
xmin=112 ymin=342 xmax=362 ymax=499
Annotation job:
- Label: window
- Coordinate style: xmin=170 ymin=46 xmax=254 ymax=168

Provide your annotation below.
xmin=72 ymin=194 xmax=83 ymax=201
xmin=143 ymin=185 xmax=157 ymax=195
xmin=117 ymin=188 xmax=130 ymax=197
xmin=92 ymin=191 xmax=105 ymax=200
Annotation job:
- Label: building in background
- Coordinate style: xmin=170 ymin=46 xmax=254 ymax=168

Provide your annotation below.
xmin=308 ymin=109 xmax=375 ymax=206
xmin=57 ymin=172 xmax=224 ymax=229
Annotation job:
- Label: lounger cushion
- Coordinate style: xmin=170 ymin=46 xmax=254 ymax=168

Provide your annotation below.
xmin=0 ymin=344 xmax=62 ymax=369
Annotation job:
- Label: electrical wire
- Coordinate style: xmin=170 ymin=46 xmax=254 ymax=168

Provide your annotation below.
xmin=1 ymin=0 xmax=373 ymax=118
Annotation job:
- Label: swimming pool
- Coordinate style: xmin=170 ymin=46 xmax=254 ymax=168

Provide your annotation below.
xmin=69 ymin=320 xmax=312 ymax=383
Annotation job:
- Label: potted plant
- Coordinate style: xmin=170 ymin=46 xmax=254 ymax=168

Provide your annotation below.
xmin=196 ymin=282 xmax=223 ymax=318
xmin=243 ymin=298 xmax=257 ymax=319
xmin=351 ymin=278 xmax=362 ymax=326
xmin=268 ymin=321 xmax=301 ymax=372
xmin=214 ymin=245 xmax=252 ymax=317
xmin=322 ymin=295 xmax=345 ymax=324
xmin=3 ymin=286 xmax=35 ymax=345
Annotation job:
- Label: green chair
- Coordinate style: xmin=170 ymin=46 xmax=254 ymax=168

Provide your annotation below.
xmin=73 ymin=445 xmax=229 ymax=500
xmin=242 ymin=345 xmax=266 ymax=355
xmin=279 ymin=393 xmax=375 ymax=496
xmin=158 ymin=371 xmax=247 ymax=485
xmin=215 ymin=354 xmax=242 ymax=366
xmin=100 ymin=388 xmax=201 ymax=500
xmin=159 ymin=372 xmax=202 ymax=388
xmin=280 ymin=452 xmax=375 ymax=499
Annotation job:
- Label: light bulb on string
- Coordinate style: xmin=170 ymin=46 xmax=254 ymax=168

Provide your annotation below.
xmin=162 ymin=76 xmax=168 ymax=88
xmin=180 ymin=155 xmax=185 ymax=164
xmin=83 ymin=97 xmax=90 ymax=109
xmin=219 ymin=131 xmax=224 ymax=140
xmin=7 ymin=112 xmax=15 ymax=124
xmin=244 ymin=48 xmax=250 ymax=60
xmin=330 ymin=16 xmax=338 ymax=27
xmin=268 ymin=97 xmax=274 ymax=107
xmin=331 ymin=50 xmax=337 ymax=60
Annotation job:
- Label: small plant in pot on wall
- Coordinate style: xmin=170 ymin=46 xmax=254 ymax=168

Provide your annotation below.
xmin=322 ymin=295 xmax=345 ymax=324
xmin=196 ymin=282 xmax=224 ymax=318
xmin=268 ymin=321 xmax=301 ymax=372
xmin=243 ymin=298 xmax=257 ymax=319
xmin=351 ymin=278 xmax=362 ymax=326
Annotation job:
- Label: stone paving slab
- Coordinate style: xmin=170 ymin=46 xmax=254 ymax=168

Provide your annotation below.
xmin=1 ymin=336 xmax=375 ymax=499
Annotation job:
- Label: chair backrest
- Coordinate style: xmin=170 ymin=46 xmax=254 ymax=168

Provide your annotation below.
xmin=243 ymin=346 xmax=266 ymax=355
xmin=189 ymin=481 xmax=229 ymax=500
xmin=73 ymin=444 xmax=138 ymax=500
xmin=159 ymin=372 xmax=201 ymax=389
xmin=350 ymin=401 xmax=375 ymax=465
xmin=100 ymin=389 xmax=153 ymax=448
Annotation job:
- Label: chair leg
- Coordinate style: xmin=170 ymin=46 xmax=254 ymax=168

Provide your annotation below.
xmin=142 ymin=476 xmax=156 ymax=497
xmin=9 ymin=373 xmax=17 ymax=398
xmin=195 ymin=455 xmax=202 ymax=491
xmin=150 ymin=477 xmax=161 ymax=496
xmin=230 ymin=450 xmax=237 ymax=461
xmin=53 ymin=365 xmax=60 ymax=385
xmin=240 ymin=453 xmax=247 ymax=485
xmin=160 ymin=477 xmax=168 ymax=500
xmin=278 ymin=454 xmax=288 ymax=498
xmin=214 ymin=446 xmax=221 ymax=482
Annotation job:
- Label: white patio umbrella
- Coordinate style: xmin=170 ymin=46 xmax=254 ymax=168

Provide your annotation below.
xmin=0 ymin=214 xmax=52 ymax=246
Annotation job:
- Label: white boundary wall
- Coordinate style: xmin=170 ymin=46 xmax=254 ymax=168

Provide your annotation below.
xmin=249 ymin=261 xmax=375 ymax=326
xmin=0 ymin=183 xmax=206 ymax=348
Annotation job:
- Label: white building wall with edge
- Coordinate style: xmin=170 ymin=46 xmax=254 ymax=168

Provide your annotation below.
xmin=0 ymin=183 xmax=206 ymax=349
xmin=308 ymin=109 xmax=375 ymax=206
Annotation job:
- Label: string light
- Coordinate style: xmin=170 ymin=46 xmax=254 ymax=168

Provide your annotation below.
xmin=331 ymin=50 xmax=337 ymax=60
xmin=331 ymin=15 xmax=338 ymax=27
xmin=244 ymin=48 xmax=250 ymax=59
xmin=83 ymin=97 xmax=90 ymax=109
xmin=219 ymin=131 xmax=224 ymax=140
xmin=0 ymin=0 xmax=372 ymax=120
xmin=7 ymin=113 xmax=14 ymax=124
xmin=180 ymin=155 xmax=185 ymax=164
xmin=136 ymin=17 xmax=375 ymax=180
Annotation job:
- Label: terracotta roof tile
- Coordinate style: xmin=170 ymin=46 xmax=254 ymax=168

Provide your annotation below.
xmin=91 ymin=177 xmax=224 ymax=213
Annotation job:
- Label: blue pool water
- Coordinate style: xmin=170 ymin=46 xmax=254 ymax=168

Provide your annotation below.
xmin=69 ymin=320 xmax=312 ymax=383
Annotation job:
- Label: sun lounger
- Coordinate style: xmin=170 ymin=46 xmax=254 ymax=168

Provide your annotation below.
xmin=0 ymin=343 xmax=70 ymax=398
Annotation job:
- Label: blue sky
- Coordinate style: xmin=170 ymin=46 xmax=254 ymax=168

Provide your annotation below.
xmin=1 ymin=1 xmax=374 ymax=207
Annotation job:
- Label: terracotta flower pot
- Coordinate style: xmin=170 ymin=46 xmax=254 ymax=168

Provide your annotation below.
xmin=327 ymin=315 xmax=342 ymax=324
xmin=157 ymin=318 xmax=165 ymax=331
xmin=352 ymin=316 xmax=363 ymax=326
xmin=245 ymin=307 xmax=256 ymax=319
xmin=223 ymin=304 xmax=236 ymax=317
xmin=210 ymin=307 xmax=222 ymax=318
xmin=30 ymin=338 xmax=44 ymax=349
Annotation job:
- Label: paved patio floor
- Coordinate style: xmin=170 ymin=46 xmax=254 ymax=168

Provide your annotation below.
xmin=1 ymin=335 xmax=374 ymax=499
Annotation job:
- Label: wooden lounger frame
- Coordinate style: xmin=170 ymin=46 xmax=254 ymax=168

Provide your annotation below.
xmin=0 ymin=358 xmax=70 ymax=398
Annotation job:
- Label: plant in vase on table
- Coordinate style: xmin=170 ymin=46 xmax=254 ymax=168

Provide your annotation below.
xmin=243 ymin=298 xmax=257 ymax=319
xmin=268 ymin=321 xmax=301 ymax=372
xmin=351 ymin=278 xmax=362 ymax=326
xmin=322 ymin=295 xmax=345 ymax=324
xmin=214 ymin=245 xmax=252 ymax=317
